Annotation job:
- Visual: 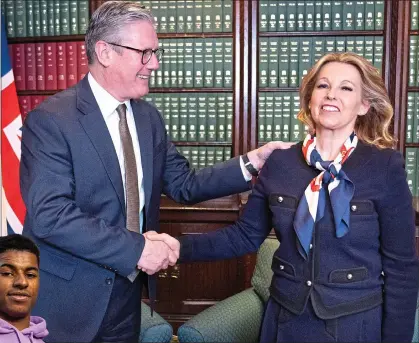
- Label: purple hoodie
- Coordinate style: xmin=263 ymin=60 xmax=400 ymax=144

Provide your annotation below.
xmin=0 ymin=316 xmax=48 ymax=343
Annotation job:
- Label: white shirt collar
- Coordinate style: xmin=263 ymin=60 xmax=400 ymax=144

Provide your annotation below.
xmin=87 ymin=72 xmax=131 ymax=119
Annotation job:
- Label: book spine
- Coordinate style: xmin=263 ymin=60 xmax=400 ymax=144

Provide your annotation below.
xmin=45 ymin=42 xmax=57 ymax=90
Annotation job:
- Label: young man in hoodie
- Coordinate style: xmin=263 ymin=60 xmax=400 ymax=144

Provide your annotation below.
xmin=0 ymin=234 xmax=48 ymax=343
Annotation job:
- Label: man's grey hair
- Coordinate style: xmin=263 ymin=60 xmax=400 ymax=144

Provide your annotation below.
xmin=85 ymin=1 xmax=155 ymax=65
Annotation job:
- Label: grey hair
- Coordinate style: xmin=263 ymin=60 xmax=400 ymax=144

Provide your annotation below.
xmin=85 ymin=1 xmax=155 ymax=65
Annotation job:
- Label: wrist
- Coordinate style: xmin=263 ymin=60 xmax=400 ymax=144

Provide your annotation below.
xmin=242 ymin=153 xmax=259 ymax=177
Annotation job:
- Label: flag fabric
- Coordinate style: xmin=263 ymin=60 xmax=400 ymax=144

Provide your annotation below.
xmin=1 ymin=17 xmax=26 ymax=235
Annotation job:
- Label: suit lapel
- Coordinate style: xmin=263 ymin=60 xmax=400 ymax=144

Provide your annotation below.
xmin=76 ymin=77 xmax=126 ymax=216
xmin=131 ymin=100 xmax=153 ymax=220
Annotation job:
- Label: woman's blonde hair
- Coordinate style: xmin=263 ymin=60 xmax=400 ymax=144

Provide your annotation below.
xmin=298 ymin=52 xmax=395 ymax=149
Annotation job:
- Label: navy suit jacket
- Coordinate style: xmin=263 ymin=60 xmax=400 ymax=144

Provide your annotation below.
xmin=180 ymin=142 xmax=419 ymax=342
xmin=20 ymin=76 xmax=250 ymax=342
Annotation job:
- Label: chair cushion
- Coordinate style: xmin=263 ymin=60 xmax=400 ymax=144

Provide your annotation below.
xmin=251 ymin=237 xmax=279 ymax=303
xmin=140 ymin=303 xmax=173 ymax=343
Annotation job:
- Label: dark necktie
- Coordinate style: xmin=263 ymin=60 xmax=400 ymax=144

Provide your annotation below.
xmin=116 ymin=104 xmax=139 ymax=233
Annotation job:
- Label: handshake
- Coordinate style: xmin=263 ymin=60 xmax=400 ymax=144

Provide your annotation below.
xmin=136 ymin=231 xmax=180 ymax=275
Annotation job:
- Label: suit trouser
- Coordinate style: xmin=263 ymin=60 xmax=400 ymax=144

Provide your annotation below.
xmin=92 ymin=272 xmax=144 ymax=343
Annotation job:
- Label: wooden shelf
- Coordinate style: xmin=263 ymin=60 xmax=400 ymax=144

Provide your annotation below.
xmin=259 ymin=30 xmax=384 ymax=37
xmin=410 ymin=31 xmax=419 ymax=35
xmin=258 ymin=87 xmax=299 ymax=92
xmin=157 ymin=32 xmax=233 ymax=38
xmin=407 ymin=87 xmax=419 ymax=92
xmin=405 ymin=143 xmax=419 ymax=148
xmin=173 ymin=142 xmax=232 ymax=146
xmin=8 ymin=35 xmax=85 ymax=43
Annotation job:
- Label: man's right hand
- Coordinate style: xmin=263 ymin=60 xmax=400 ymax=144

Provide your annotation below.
xmin=137 ymin=237 xmax=172 ymax=275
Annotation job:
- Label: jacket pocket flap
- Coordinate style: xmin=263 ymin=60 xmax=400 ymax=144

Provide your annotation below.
xmin=349 ymin=200 xmax=375 ymax=215
xmin=269 ymin=193 xmax=297 ymax=210
xmin=40 ymin=249 xmax=77 ymax=281
xmin=272 ymin=256 xmax=296 ymax=276
xmin=329 ymin=267 xmax=368 ymax=283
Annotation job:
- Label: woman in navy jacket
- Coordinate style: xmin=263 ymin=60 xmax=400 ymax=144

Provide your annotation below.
xmin=150 ymin=53 xmax=419 ymax=342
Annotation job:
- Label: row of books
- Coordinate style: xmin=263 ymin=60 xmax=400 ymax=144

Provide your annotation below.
xmin=177 ymin=146 xmax=231 ymax=170
xmin=141 ymin=0 xmax=233 ymax=34
xmin=259 ymin=92 xmax=307 ymax=143
xmin=408 ymin=36 xmax=419 ymax=87
xmin=260 ymin=36 xmax=383 ymax=88
xmin=144 ymin=93 xmax=233 ymax=143
xmin=2 ymin=0 xmax=89 ymax=38
xmin=406 ymin=93 xmax=419 ymax=144
xmin=260 ymin=1 xmax=385 ymax=32
xmin=18 ymin=95 xmax=48 ymax=121
xmin=405 ymin=148 xmax=419 ymax=197
xmin=9 ymin=41 xmax=88 ymax=91
xmin=150 ymin=38 xmax=232 ymax=89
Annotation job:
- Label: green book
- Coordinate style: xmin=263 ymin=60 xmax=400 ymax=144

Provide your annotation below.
xmin=170 ymin=95 xmax=180 ymax=141
xmin=374 ymin=1 xmax=384 ymax=30
xmin=187 ymin=94 xmax=198 ymax=141
xmin=185 ymin=0 xmax=194 ymax=33
xmin=223 ymin=39 xmax=233 ymax=88
xmin=207 ymin=94 xmax=217 ymax=141
xmin=223 ymin=0 xmax=232 ymax=32
xmin=169 ymin=40 xmax=178 ymax=87
xmin=325 ymin=36 xmax=336 ymax=54
xmin=300 ymin=38 xmax=312 ymax=81
xmin=226 ymin=94 xmax=233 ymax=142
xmin=336 ymin=36 xmax=345 ymax=53
xmin=343 ymin=1 xmax=355 ymax=30
xmin=287 ymin=1 xmax=297 ymax=32
xmin=355 ymin=36 xmax=365 ymax=58
xmin=282 ymin=93 xmax=292 ymax=142
xmin=279 ymin=38 xmax=289 ymax=87
xmin=410 ymin=36 xmax=418 ymax=87
xmin=305 ymin=1 xmax=315 ymax=31
xmin=161 ymin=40 xmax=171 ymax=87
xmin=60 ymin=0 xmax=70 ymax=35
xmin=194 ymin=0 xmax=203 ymax=32
xmin=78 ymin=1 xmax=89 ymax=34
xmin=198 ymin=147 xmax=207 ymax=169
xmin=277 ymin=1 xmax=287 ymax=32
xmin=203 ymin=0 xmax=213 ymax=33
xmin=207 ymin=147 xmax=215 ymax=166
xmin=265 ymin=95 xmax=274 ymax=142
xmin=69 ymin=0 xmax=78 ymax=35
xmin=415 ymin=93 xmax=419 ymax=143
xmin=151 ymin=1 xmax=160 ymax=33
xmin=215 ymin=148 xmax=224 ymax=163
xmin=289 ymin=38 xmax=300 ymax=87
xmin=405 ymin=148 xmax=417 ymax=196
xmin=179 ymin=95 xmax=188 ymax=142
xmin=168 ymin=1 xmax=177 ymax=33
xmin=47 ymin=0 xmax=54 ymax=36
xmin=355 ymin=1 xmax=365 ymax=30
xmin=373 ymin=36 xmax=383 ymax=74
xmin=313 ymin=37 xmax=325 ymax=62
xmin=213 ymin=0 xmax=222 ymax=32
xmin=190 ymin=148 xmax=199 ymax=169
xmin=197 ymin=95 xmax=207 ymax=142
xmin=224 ymin=147 xmax=232 ymax=160
xmin=291 ymin=94 xmax=301 ymax=141
xmin=159 ymin=0 xmax=168 ymax=33
xmin=406 ymin=93 xmax=415 ymax=143
xmin=332 ymin=1 xmax=343 ymax=31
xmin=184 ymin=39 xmax=194 ymax=88
xmin=15 ymin=0 xmax=26 ymax=37
xmin=163 ymin=95 xmax=171 ymax=137
xmin=214 ymin=40 xmax=224 ymax=87
xmin=258 ymin=93 xmax=266 ymax=142
xmin=4 ymin=0 xmax=15 ymax=37
xmin=177 ymin=0 xmax=186 ymax=33
xmin=26 ymin=0 xmax=34 ymax=37
xmin=273 ymin=92 xmax=283 ymax=140
xmin=365 ymin=1 xmax=374 ymax=30
xmin=177 ymin=39 xmax=185 ymax=87
xmin=269 ymin=38 xmax=279 ymax=88
xmin=268 ymin=1 xmax=277 ymax=31
xmin=322 ymin=1 xmax=332 ymax=31
xmin=54 ymin=0 xmax=60 ymax=35
xmin=181 ymin=147 xmax=191 ymax=163
xmin=259 ymin=38 xmax=269 ymax=88
xmin=411 ymin=1 xmax=419 ymax=31
xmin=259 ymin=1 xmax=269 ymax=32
xmin=217 ymin=93 xmax=227 ymax=141
xmin=314 ymin=1 xmax=323 ymax=31
xmin=296 ymin=1 xmax=305 ymax=32
xmin=346 ymin=37 xmax=355 ymax=53
xmin=33 ymin=0 xmax=41 ymax=36
xmin=194 ymin=40 xmax=204 ymax=87
xmin=204 ymin=39 xmax=215 ymax=87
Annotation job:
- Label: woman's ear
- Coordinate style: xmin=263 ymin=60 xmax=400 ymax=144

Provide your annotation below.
xmin=358 ymin=100 xmax=370 ymax=116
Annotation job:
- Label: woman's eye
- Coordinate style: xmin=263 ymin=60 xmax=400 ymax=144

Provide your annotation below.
xmin=342 ymin=86 xmax=353 ymax=91
xmin=316 ymin=83 xmax=328 ymax=89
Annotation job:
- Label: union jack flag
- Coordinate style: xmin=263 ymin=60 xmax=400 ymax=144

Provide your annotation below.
xmin=1 ymin=17 xmax=26 ymax=235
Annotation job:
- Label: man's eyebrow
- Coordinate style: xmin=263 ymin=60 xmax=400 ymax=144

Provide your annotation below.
xmin=0 ymin=263 xmax=16 ymax=269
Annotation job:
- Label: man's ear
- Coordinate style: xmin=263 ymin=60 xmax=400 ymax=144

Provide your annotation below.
xmin=94 ymin=41 xmax=114 ymax=67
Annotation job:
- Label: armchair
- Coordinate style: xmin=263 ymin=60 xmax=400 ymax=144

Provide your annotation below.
xmin=140 ymin=302 xmax=173 ymax=343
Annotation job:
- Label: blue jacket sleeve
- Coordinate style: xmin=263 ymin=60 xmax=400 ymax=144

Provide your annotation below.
xmin=376 ymin=151 xmax=419 ymax=342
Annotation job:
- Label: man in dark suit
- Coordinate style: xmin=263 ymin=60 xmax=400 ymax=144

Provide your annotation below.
xmin=19 ymin=2 xmax=289 ymax=342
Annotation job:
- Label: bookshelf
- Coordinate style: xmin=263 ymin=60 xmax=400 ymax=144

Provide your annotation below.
xmin=4 ymin=0 xmax=419 ymax=330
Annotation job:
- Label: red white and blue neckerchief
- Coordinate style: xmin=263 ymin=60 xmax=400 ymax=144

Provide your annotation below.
xmin=293 ymin=132 xmax=358 ymax=260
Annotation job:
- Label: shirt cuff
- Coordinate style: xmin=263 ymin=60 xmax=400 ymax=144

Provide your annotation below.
xmin=240 ymin=156 xmax=253 ymax=182
xmin=127 ymin=268 xmax=140 ymax=282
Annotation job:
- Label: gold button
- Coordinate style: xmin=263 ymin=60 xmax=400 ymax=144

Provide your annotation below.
xmin=347 ymin=273 xmax=353 ymax=280
xmin=351 ymin=205 xmax=357 ymax=212
xmin=278 ymin=196 xmax=284 ymax=203
xmin=279 ymin=265 xmax=284 ymax=270
xmin=306 ymin=280 xmax=312 ymax=286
